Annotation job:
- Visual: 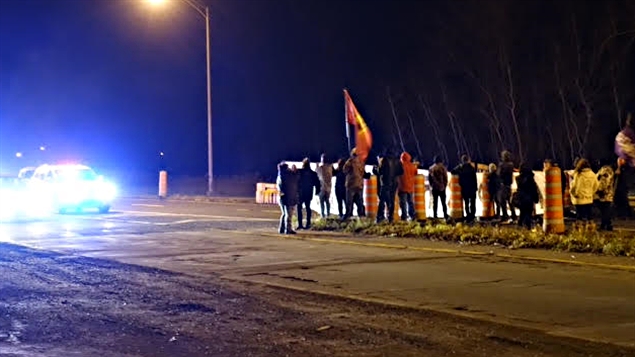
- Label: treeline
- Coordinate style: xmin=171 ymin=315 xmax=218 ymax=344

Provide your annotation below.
xmin=382 ymin=0 xmax=635 ymax=168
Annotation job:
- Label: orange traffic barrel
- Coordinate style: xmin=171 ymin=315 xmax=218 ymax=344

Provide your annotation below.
xmin=414 ymin=174 xmax=426 ymax=220
xmin=363 ymin=176 xmax=378 ymax=218
xmin=543 ymin=167 xmax=565 ymax=234
xmin=449 ymin=174 xmax=463 ymax=219
xmin=393 ymin=193 xmax=401 ymax=221
xmin=158 ymin=170 xmax=168 ymax=199
xmin=479 ymin=172 xmax=495 ymax=219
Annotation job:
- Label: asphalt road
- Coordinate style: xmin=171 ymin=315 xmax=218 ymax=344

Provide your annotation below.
xmin=1 ymin=197 xmax=634 ymax=353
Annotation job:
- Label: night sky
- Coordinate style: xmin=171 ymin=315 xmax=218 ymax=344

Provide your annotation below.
xmin=1 ymin=0 xmax=634 ymax=179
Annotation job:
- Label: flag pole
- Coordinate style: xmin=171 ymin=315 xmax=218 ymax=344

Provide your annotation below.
xmin=344 ymin=89 xmax=352 ymax=153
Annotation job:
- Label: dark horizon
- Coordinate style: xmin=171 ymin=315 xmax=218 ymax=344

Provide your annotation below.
xmin=1 ymin=0 xmax=634 ymax=180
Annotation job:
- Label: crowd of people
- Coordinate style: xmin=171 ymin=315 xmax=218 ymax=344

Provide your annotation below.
xmin=275 ymin=115 xmax=635 ymax=235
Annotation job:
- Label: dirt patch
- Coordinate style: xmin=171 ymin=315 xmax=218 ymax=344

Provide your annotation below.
xmin=0 ymin=243 xmax=632 ymax=357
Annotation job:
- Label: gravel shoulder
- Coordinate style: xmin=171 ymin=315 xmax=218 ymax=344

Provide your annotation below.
xmin=1 ymin=243 xmax=633 ymax=357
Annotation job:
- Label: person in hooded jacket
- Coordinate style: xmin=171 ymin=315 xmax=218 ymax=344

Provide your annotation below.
xmin=497 ymin=150 xmax=517 ymax=221
xmin=375 ymin=152 xmax=403 ymax=223
xmin=515 ymin=163 xmax=540 ymax=229
xmin=316 ymin=153 xmax=333 ymax=218
xmin=596 ymin=159 xmax=615 ymax=231
xmin=343 ymin=148 xmax=365 ymax=219
xmin=398 ymin=151 xmax=417 ymax=221
xmin=570 ymin=158 xmax=598 ymax=222
xmin=276 ymin=162 xmax=299 ymax=234
xmin=452 ymin=155 xmax=478 ymax=222
xmin=483 ymin=163 xmax=500 ymax=218
xmin=333 ymin=158 xmax=347 ymax=219
xmin=429 ymin=156 xmax=449 ymax=219
xmin=296 ymin=158 xmax=320 ymax=229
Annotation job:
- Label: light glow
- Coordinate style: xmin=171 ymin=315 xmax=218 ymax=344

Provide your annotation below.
xmin=146 ymin=0 xmax=167 ymax=5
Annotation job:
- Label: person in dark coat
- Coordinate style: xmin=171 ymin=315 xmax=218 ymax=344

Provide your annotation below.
xmin=429 ymin=156 xmax=449 ymax=219
xmin=276 ymin=162 xmax=299 ymax=234
xmin=486 ymin=163 xmax=501 ymax=218
xmin=497 ymin=150 xmax=517 ymax=221
xmin=296 ymin=158 xmax=320 ymax=229
xmin=375 ymin=153 xmax=403 ymax=223
xmin=333 ymin=158 xmax=347 ymax=219
xmin=452 ymin=155 xmax=478 ymax=222
xmin=515 ymin=163 xmax=540 ymax=229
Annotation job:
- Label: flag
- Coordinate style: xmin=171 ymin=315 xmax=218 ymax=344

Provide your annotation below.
xmin=344 ymin=89 xmax=373 ymax=163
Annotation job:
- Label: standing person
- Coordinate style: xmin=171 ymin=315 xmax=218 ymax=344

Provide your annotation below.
xmin=596 ymin=159 xmax=616 ymax=231
xmin=515 ymin=163 xmax=540 ymax=229
xmin=342 ymin=148 xmax=365 ymax=219
xmin=483 ymin=163 xmax=500 ymax=218
xmin=429 ymin=156 xmax=449 ymax=219
xmin=497 ymin=150 xmax=516 ymax=222
xmin=333 ymin=158 xmax=347 ymax=219
xmin=296 ymin=158 xmax=320 ymax=229
xmin=614 ymin=113 xmax=635 ymax=218
xmin=398 ymin=151 xmax=417 ymax=221
xmin=316 ymin=153 xmax=333 ymax=218
xmin=375 ymin=153 xmax=403 ymax=223
xmin=570 ymin=158 xmax=598 ymax=222
xmin=276 ymin=162 xmax=298 ymax=234
xmin=453 ymin=155 xmax=478 ymax=222
xmin=614 ymin=157 xmax=633 ymax=218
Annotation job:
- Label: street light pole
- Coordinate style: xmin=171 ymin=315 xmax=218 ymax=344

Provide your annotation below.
xmin=147 ymin=0 xmax=214 ymax=195
xmin=204 ymin=5 xmax=213 ymax=196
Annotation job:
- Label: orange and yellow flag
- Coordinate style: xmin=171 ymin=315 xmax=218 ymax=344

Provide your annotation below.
xmin=344 ymin=89 xmax=373 ymax=163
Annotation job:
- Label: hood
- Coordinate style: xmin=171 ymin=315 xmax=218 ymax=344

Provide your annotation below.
xmin=501 ymin=150 xmax=512 ymax=162
xmin=277 ymin=163 xmax=288 ymax=175
xmin=400 ymin=152 xmax=411 ymax=163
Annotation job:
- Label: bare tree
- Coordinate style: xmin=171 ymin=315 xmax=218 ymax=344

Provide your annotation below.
xmin=386 ymin=87 xmax=406 ymax=153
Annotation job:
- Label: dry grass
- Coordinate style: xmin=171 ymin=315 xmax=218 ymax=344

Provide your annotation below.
xmin=311 ymin=218 xmax=635 ymax=257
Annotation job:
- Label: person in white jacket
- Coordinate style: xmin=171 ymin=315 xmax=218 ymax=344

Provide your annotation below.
xmin=570 ymin=158 xmax=598 ymax=222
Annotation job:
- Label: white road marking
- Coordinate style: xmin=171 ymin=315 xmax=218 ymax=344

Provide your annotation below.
xmin=120 ymin=210 xmax=277 ymax=222
xmin=132 ymin=204 xmax=165 ymax=208
xmin=236 ymin=208 xmax=249 ymax=212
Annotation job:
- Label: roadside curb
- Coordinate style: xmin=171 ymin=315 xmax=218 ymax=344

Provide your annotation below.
xmin=245 ymin=231 xmax=635 ymax=272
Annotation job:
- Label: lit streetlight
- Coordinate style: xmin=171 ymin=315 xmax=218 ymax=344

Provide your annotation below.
xmin=15 ymin=152 xmax=22 ymax=158
xmin=40 ymin=146 xmax=46 ymax=151
xmin=145 ymin=0 xmax=214 ymax=195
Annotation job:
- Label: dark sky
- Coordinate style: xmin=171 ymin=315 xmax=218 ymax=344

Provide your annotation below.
xmin=0 ymin=0 xmax=434 ymax=177
xmin=2 ymin=0 xmax=633 ymax=179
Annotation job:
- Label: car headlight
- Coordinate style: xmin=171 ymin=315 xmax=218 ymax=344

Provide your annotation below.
xmin=97 ymin=182 xmax=117 ymax=201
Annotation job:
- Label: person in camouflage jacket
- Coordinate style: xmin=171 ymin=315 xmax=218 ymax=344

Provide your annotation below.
xmin=342 ymin=148 xmax=366 ymax=219
xmin=596 ymin=160 xmax=615 ymax=231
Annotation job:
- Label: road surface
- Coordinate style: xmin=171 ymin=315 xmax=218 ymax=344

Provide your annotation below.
xmin=1 ymin=197 xmax=634 ymax=356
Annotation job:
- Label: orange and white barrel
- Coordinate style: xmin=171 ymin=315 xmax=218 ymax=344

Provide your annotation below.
xmin=393 ymin=193 xmax=401 ymax=221
xmin=449 ymin=174 xmax=463 ymax=219
xmin=543 ymin=167 xmax=565 ymax=233
xmin=363 ymin=176 xmax=378 ymax=218
xmin=414 ymin=174 xmax=426 ymax=220
xmin=480 ymin=172 xmax=495 ymax=219
xmin=158 ymin=170 xmax=168 ymax=199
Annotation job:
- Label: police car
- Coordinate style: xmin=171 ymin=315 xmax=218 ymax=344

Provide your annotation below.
xmin=29 ymin=164 xmax=116 ymax=214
